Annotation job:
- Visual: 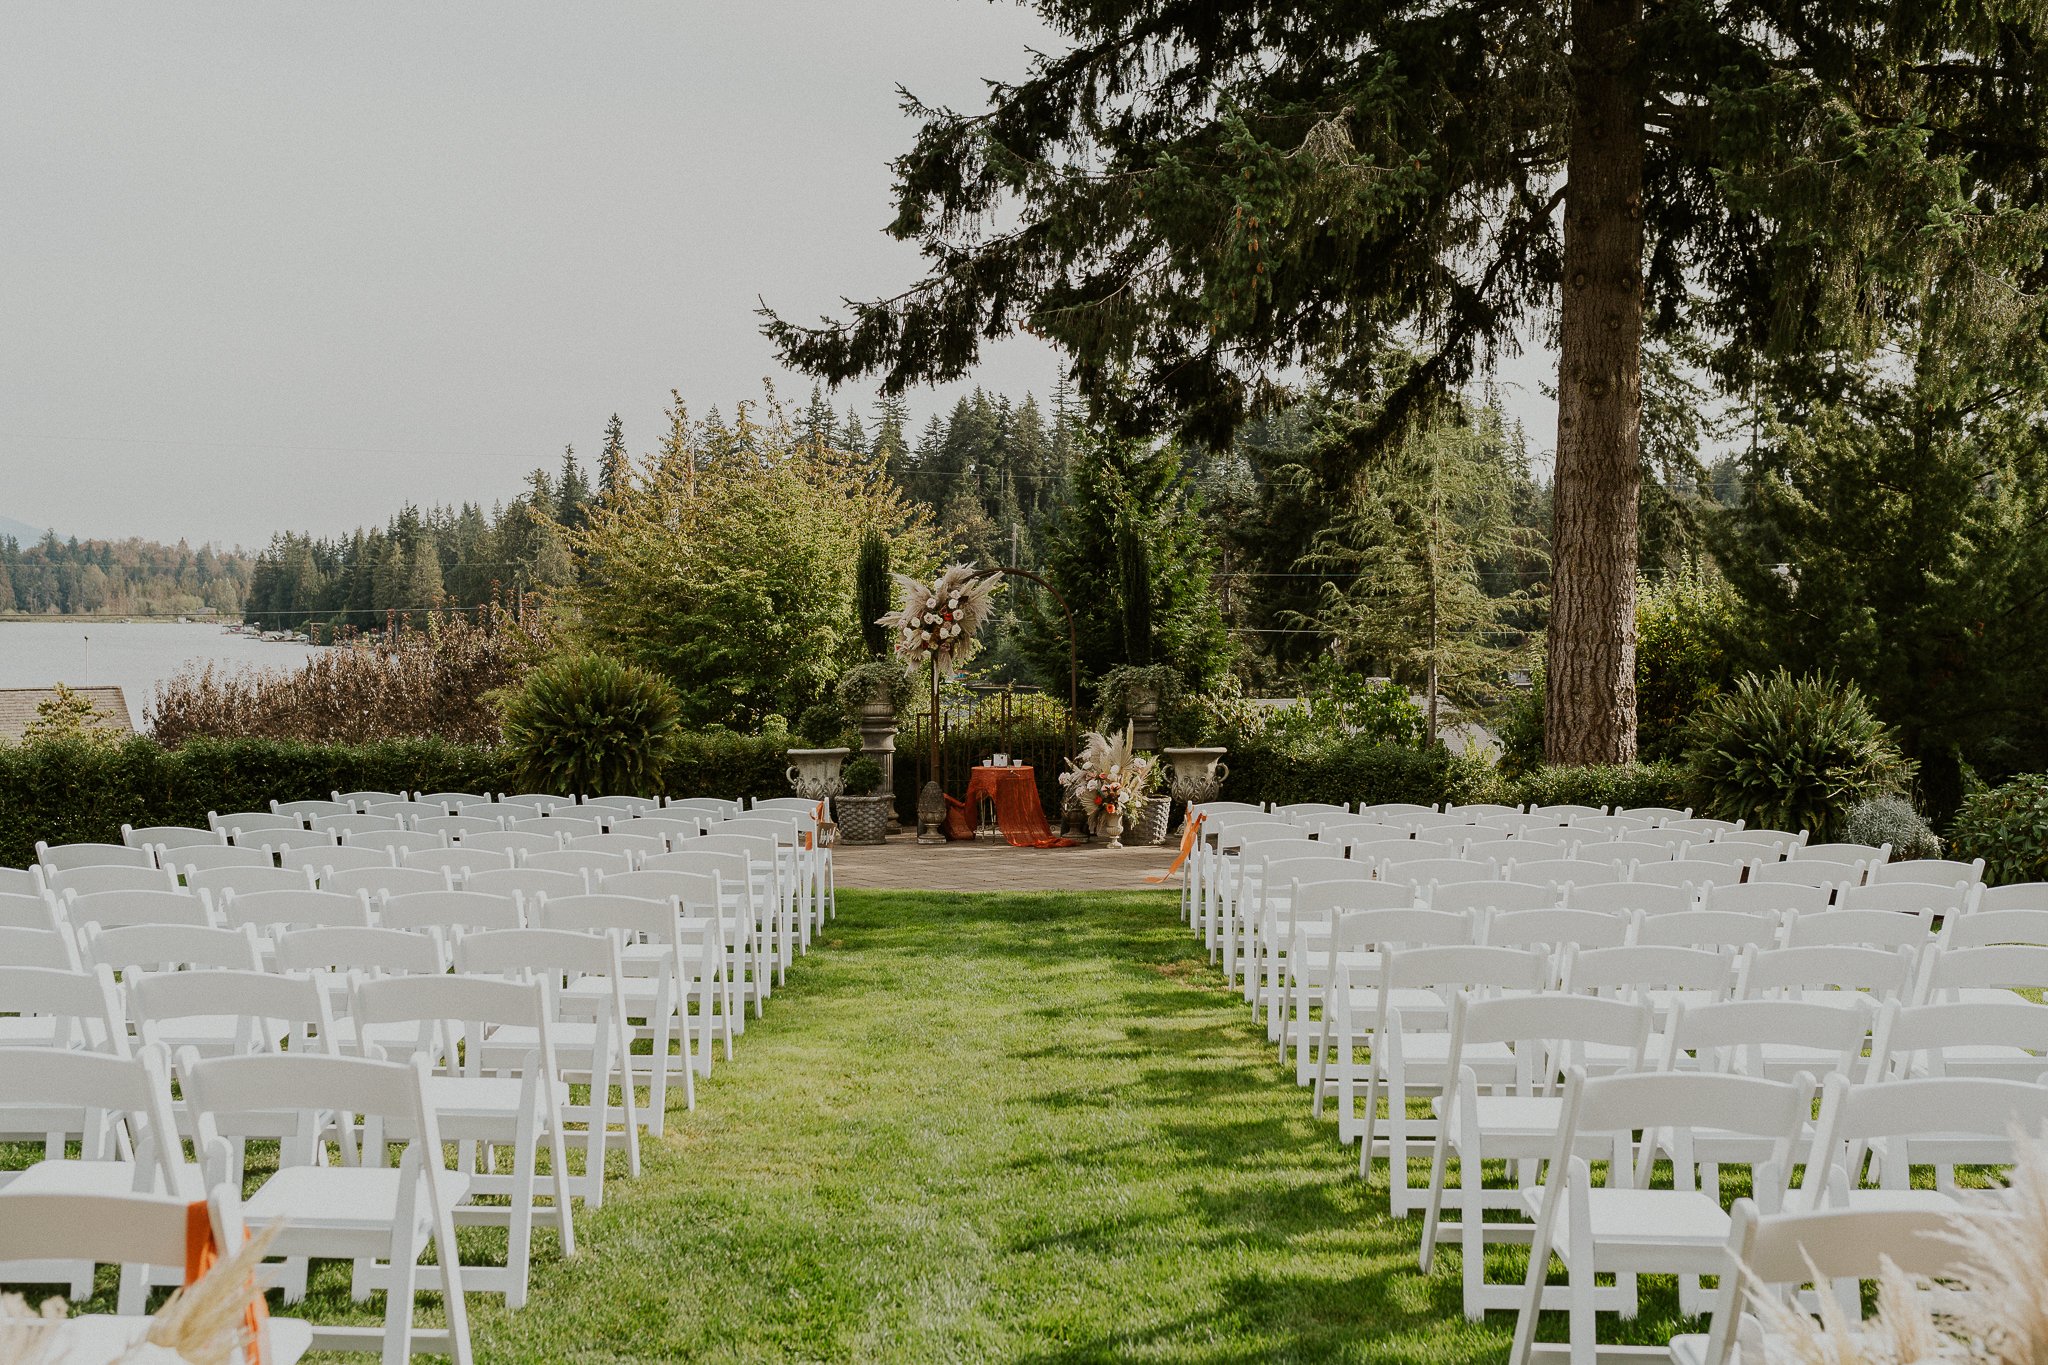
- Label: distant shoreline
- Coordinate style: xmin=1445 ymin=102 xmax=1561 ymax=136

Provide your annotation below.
xmin=0 ymin=615 xmax=234 ymax=624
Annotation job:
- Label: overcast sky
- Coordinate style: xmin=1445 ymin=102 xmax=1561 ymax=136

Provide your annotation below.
xmin=1 ymin=2 xmax=1559 ymax=549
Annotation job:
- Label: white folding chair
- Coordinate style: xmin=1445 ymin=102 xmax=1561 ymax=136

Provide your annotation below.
xmin=1273 ymin=879 xmax=1419 ymax=1067
xmin=1870 ymin=856 xmax=1984 ymax=887
xmin=334 ymin=789 xmax=411 ymax=811
xmin=122 ymin=823 xmax=225 ymax=853
xmin=48 ymin=864 xmax=179 ymax=897
xmin=184 ymin=1050 xmax=473 ymax=1363
xmin=66 ymin=887 xmax=212 ymax=929
xmin=379 ymin=889 xmax=523 ymax=937
xmin=1510 ymin=1069 xmax=1814 ymax=1362
xmin=1311 ymin=908 xmax=1477 ymax=1139
xmin=273 ymin=797 xmax=353 ymax=821
xmin=280 ymin=844 xmax=388 ymax=878
xmin=1483 ymin=908 xmax=1630 ymax=953
xmin=460 ymin=830 xmax=565 ymax=860
xmin=465 ymin=866 xmax=588 ymax=903
xmin=1793 ymin=1072 xmax=2048 ymax=1214
xmin=1866 ymin=997 xmax=2048 ymax=1082
xmin=1563 ymin=881 xmax=1693 ymax=917
xmin=405 ymin=845 xmax=515 ymax=878
xmin=322 ymin=866 xmax=455 ymax=900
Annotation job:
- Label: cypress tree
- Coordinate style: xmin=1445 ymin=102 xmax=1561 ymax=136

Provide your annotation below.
xmin=855 ymin=528 xmax=892 ymax=659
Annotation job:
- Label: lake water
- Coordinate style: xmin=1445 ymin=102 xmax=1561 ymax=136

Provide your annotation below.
xmin=0 ymin=621 xmax=324 ymax=729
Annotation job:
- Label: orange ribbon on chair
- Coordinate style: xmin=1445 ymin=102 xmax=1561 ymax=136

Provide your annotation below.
xmin=184 ymin=1199 xmax=268 ymax=1365
xmin=1147 ymin=811 xmax=1205 ymax=883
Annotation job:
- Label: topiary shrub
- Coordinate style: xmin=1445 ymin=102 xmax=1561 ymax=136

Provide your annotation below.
xmin=1513 ymin=762 xmax=1691 ymax=814
xmin=498 ymin=654 xmax=683 ymax=797
xmin=1948 ymin=773 xmax=2048 ymax=885
xmin=1841 ymin=796 xmax=1942 ymax=861
xmin=794 ymin=701 xmax=850 ymax=747
xmin=1682 ymin=670 xmax=1913 ymax=840
xmin=841 ymin=755 xmax=884 ymax=793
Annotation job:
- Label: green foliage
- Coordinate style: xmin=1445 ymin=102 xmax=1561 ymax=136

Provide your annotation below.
xmin=1715 ymin=372 xmax=2048 ymax=819
xmin=1221 ymin=736 xmax=1496 ymax=810
xmin=1949 ymin=775 xmax=2048 ymax=886
xmin=498 ymin=654 xmax=684 ymax=797
xmin=571 ymin=388 xmax=936 ymax=729
xmin=1094 ymin=664 xmax=1179 ymax=733
xmin=795 ymin=702 xmax=851 ymax=748
xmin=1635 ymin=569 xmax=1739 ymax=763
xmin=1513 ymin=763 xmax=1691 ymax=815
xmin=834 ymin=661 xmax=920 ymax=721
xmin=1493 ymin=676 xmax=1545 ymax=779
xmin=1682 ymin=671 xmax=1913 ymax=840
xmin=1258 ymin=660 xmax=1428 ymax=752
xmin=1017 ymin=434 xmax=1233 ymax=703
xmin=841 ymin=755 xmax=884 ymax=793
xmin=855 ymin=529 xmax=893 ymax=659
xmin=1117 ymin=519 xmax=1154 ymax=667
xmin=1841 ymin=797 xmax=1942 ymax=862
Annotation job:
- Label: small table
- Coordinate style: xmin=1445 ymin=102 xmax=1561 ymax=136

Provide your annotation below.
xmin=943 ymin=765 xmax=1073 ymax=848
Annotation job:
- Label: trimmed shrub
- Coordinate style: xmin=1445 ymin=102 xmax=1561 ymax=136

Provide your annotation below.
xmin=1222 ymin=736 xmax=1497 ymax=809
xmin=1841 ymin=796 xmax=1942 ymax=861
xmin=0 ymin=730 xmax=799 ymax=867
xmin=499 ymin=654 xmax=684 ymax=797
xmin=1513 ymin=762 xmax=1690 ymax=814
xmin=841 ymin=755 xmax=884 ymax=792
xmin=1949 ymin=774 xmax=2048 ymax=885
xmin=1681 ymin=671 xmax=1912 ymax=840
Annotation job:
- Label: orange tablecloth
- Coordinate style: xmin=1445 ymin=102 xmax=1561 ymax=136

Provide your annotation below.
xmin=944 ymin=764 xmax=1074 ymax=847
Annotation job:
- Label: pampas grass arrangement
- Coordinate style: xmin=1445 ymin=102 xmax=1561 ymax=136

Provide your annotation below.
xmin=0 ymin=1223 xmax=279 ymax=1365
xmin=1742 ymin=1134 xmax=2048 ymax=1363
xmin=881 ymin=563 xmax=1001 ymax=668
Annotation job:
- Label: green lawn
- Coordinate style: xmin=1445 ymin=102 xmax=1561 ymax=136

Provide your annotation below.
xmin=14 ymin=888 xmax=1717 ymax=1361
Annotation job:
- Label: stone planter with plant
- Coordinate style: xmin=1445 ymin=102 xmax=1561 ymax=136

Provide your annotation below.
xmin=834 ymin=754 xmax=892 ymax=844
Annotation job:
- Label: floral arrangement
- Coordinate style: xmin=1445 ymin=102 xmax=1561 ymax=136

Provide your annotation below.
xmin=1059 ymin=723 xmax=1158 ymax=822
xmin=879 ymin=563 xmax=1002 ymax=668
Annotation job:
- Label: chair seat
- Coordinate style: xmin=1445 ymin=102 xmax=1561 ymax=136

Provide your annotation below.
xmin=245 ymin=1165 xmax=470 ymax=1237
xmin=1523 ymin=1187 xmax=1731 ymax=1250
xmin=33 ymin=1313 xmax=312 ymax=1365
xmin=3 ymin=1159 xmax=202 ymax=1200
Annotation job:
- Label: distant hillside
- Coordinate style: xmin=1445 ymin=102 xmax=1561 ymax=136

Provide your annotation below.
xmin=0 ymin=514 xmax=55 ymax=544
xmin=0 ymin=531 xmax=252 ymax=616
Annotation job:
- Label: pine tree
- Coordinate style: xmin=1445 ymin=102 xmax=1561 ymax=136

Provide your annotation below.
xmin=557 ymin=446 xmax=591 ymax=533
xmin=766 ymin=2 xmax=2048 ymax=764
xmin=402 ymin=530 xmax=445 ymax=625
xmin=855 ymin=528 xmax=892 ymax=658
xmin=599 ymin=414 xmax=630 ymax=503
xmin=872 ymin=394 xmax=912 ymax=484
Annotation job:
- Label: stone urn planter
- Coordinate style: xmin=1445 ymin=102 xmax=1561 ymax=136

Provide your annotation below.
xmin=1093 ymin=804 xmax=1127 ymax=850
xmin=784 ymin=747 xmax=850 ymax=800
xmin=1128 ymin=794 xmax=1172 ymax=847
xmin=1162 ymin=746 xmax=1229 ymax=807
xmin=834 ymin=793 xmax=892 ymax=845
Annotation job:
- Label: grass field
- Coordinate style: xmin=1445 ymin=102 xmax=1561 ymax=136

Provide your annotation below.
xmin=11 ymin=887 xmax=1719 ymax=1362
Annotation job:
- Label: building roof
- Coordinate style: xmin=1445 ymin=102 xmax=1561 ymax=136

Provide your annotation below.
xmin=0 ymin=686 xmax=135 ymax=744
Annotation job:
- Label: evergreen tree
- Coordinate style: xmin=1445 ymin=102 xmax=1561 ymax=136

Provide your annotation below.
xmin=872 ymin=394 xmax=912 ymax=485
xmin=599 ymin=414 xmax=630 ymax=503
xmin=557 ymin=446 xmax=592 ymax=533
xmin=1020 ymin=434 xmax=1233 ymax=700
xmin=855 ymin=528 xmax=892 ymax=659
xmin=402 ymin=531 xmax=445 ymax=625
xmin=767 ymin=1 xmax=2048 ymax=765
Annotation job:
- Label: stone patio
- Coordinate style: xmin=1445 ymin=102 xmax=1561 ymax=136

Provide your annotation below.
xmin=830 ymin=836 xmax=1179 ymax=893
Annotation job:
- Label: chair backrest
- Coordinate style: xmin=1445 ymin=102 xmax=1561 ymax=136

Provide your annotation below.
xmin=501 ymin=793 xmax=577 ymax=814
xmin=585 ymin=794 xmax=666 ymax=816
xmin=1460 ymin=837 xmax=1566 ymax=864
xmin=132 ymin=966 xmax=336 ymax=1053
xmin=169 ymin=843 xmax=281 ymax=874
xmin=665 ymin=796 xmax=748 ymax=818
xmin=1427 ymin=879 xmax=1560 ymax=916
xmin=254 ymin=828 xmax=343 ymax=855
xmin=564 ymin=832 xmax=670 ymax=861
xmin=363 ymin=799 xmax=449 ymax=821
xmin=0 ymin=1043 xmax=182 ymax=1177
xmin=352 ymin=972 xmax=551 ymax=1070
xmin=1337 ymin=835 xmax=1457 ymax=864
xmin=320 ymin=865 xmax=453 ymax=899
xmin=1380 ymin=857 xmax=1497 ymax=888
xmin=0 ymin=890 xmax=62 ymax=933
xmin=0 ymin=926 xmax=83 ymax=970
xmin=85 ymin=922 xmax=264 ymax=974
xmin=1562 ymin=880 xmax=1692 ymax=917
xmin=219 ymin=886 xmax=375 ymax=931
xmin=509 ymin=815 xmax=606 ymax=839
xmin=1797 ymin=841 xmax=1889 ymax=866
xmin=1942 ymin=906 xmax=2048 ymax=948
xmin=1483 ymin=907 xmax=1631 ymax=952
xmin=1977 ymin=881 xmax=2048 ymax=913
xmin=615 ymin=814 xmax=716 ymax=842
xmin=47 ymin=864 xmax=180 ymax=897
xmin=275 ymin=924 xmax=448 ymax=976
xmin=30 ymin=844 xmax=143 ymax=875
xmin=414 ymin=791 xmax=490 ymax=813
xmin=1329 ymin=906 xmax=1475 ymax=953
xmin=1680 ymin=841 xmax=1766 ymax=868
xmin=1381 ymin=943 xmax=1551 ymax=996
xmin=183 ymin=1050 xmax=443 ymax=1166
xmin=598 ymin=868 xmax=724 ymax=911
xmin=1454 ymin=991 xmax=1653 ymax=1081
xmin=1701 ymin=881 xmax=1832 ymax=917
xmin=1287 ymin=879 xmax=1419 ymax=921
xmin=279 ymin=844 xmax=391 ymax=877
xmin=1352 ymin=802 xmax=1431 ymax=819
xmin=65 ymin=887 xmax=211 ymax=928
xmin=333 ymin=789 xmax=409 ymax=810
xmin=1569 ymin=1067 xmax=1815 ymax=1154
xmin=0 ymin=963 xmax=128 ymax=1051
xmin=343 ymin=830 xmax=449 ymax=857
xmin=1630 ymin=858 xmax=1741 ymax=890
xmin=206 ymin=812 xmax=303 ymax=836
xmin=181 ymin=864 xmax=317 ymax=899
xmin=463 ymin=866 xmax=588 ymax=902
xmin=271 ymin=798 xmax=353 ymax=820
xmin=1598 ymin=839 xmax=1682 ymax=864
xmin=522 ymin=848 xmax=633 ymax=879
xmin=1919 ymin=942 xmax=2048 ymax=997
xmin=1837 ymin=880 xmax=1976 ymax=917
xmin=1561 ymin=943 xmax=1737 ymax=999
xmin=1528 ymin=803 xmax=1608 ymax=821
xmin=380 ymin=889 xmax=523 ymax=934
xmin=641 ymin=848 xmax=755 ymax=891
xmin=453 ymin=925 xmax=624 ymax=982
xmin=1633 ymin=908 xmax=1783 ymax=950
xmin=0 ymin=866 xmax=47 ymax=897
xmin=1664 ymin=997 xmax=1872 ymax=1078
xmin=122 ymin=824 xmax=224 ymax=851
xmin=1209 ymin=820 xmax=1301 ymax=850
xmin=0 ymin=1188 xmax=210 ymax=1280
xmin=1868 ymin=999 xmax=2048 ymax=1080
xmin=1501 ymin=856 xmax=1622 ymax=887
xmin=1780 ymin=906 xmax=1934 ymax=950
xmin=1737 ymin=943 xmax=1918 ymax=1000
xmin=531 ymin=891 xmax=678 ymax=943
xmin=1871 ymin=856 xmax=1984 ymax=887
xmin=311 ymin=812 xmax=404 ymax=836
xmin=1717 ymin=827 xmax=1805 ymax=853
xmin=1802 ymin=1073 xmax=2048 ymax=1200
xmin=457 ymin=830 xmax=564 ymax=858
xmin=413 ymin=815 xmax=508 ymax=839
xmin=1747 ymin=858 xmax=1860 ymax=888
xmin=722 ymin=815 xmax=810 ymax=844
xmin=1567 ymin=815 xmax=1652 ymax=836
xmin=403 ymin=845 xmax=515 ymax=876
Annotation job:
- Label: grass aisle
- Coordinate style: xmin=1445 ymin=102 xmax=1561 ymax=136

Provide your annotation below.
xmin=477 ymin=888 xmax=1511 ymax=1363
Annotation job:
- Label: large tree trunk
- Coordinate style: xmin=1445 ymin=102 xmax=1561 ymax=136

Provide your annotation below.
xmin=1547 ymin=0 xmax=1645 ymax=765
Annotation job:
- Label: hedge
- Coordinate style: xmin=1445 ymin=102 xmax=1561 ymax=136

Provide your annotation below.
xmin=0 ymin=733 xmax=797 ymax=867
